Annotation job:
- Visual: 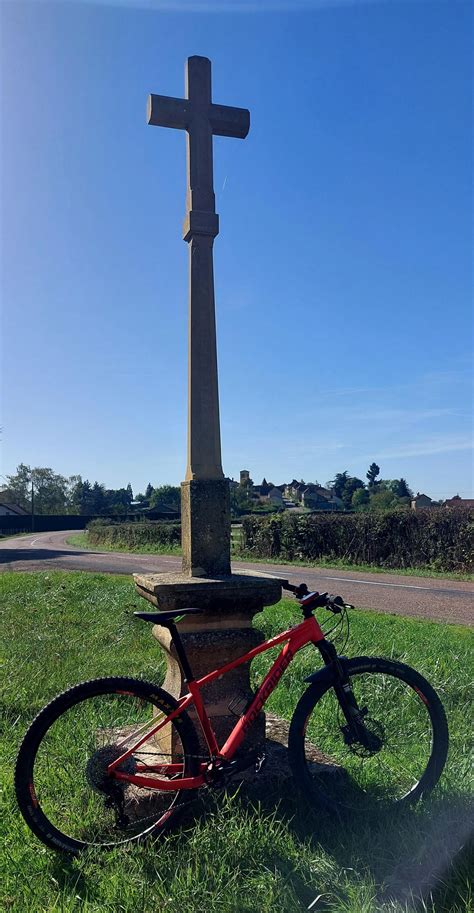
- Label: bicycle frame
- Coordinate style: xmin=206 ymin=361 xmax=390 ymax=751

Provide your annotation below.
xmin=108 ymin=614 xmax=326 ymax=791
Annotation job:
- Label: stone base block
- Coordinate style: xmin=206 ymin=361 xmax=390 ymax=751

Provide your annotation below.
xmin=134 ymin=569 xmax=283 ymax=616
xmin=181 ymin=479 xmax=231 ymax=577
xmin=133 ymin=571 xmax=284 ymax=753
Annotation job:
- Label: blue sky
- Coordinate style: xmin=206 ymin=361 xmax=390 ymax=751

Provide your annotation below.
xmin=1 ymin=0 xmax=472 ymax=498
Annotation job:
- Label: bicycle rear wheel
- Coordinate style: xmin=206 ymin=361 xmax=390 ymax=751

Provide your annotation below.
xmin=288 ymin=657 xmax=448 ymax=814
xmin=15 ymin=677 xmax=200 ymax=854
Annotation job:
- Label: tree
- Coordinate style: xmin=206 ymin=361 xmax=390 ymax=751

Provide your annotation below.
xmin=91 ymin=481 xmax=107 ymax=514
xmin=30 ymin=468 xmax=69 ymax=514
xmin=149 ymin=485 xmax=181 ymax=513
xmin=388 ymin=478 xmax=413 ymax=499
xmin=103 ymin=487 xmax=133 ymax=515
xmin=260 ymin=478 xmax=271 ymax=496
xmin=68 ymin=476 xmax=83 ymax=514
xmin=329 ymin=472 xmax=364 ymax=509
xmin=145 ymin=483 xmax=154 ymax=500
xmin=3 ymin=463 xmax=32 ymax=510
xmin=331 ymin=471 xmax=349 ymax=500
xmin=370 ymin=489 xmax=397 ymax=511
xmin=69 ymin=477 xmax=95 ymax=515
xmin=5 ymin=464 xmax=69 ymax=514
xmin=230 ymin=485 xmax=251 ymax=515
xmin=352 ymin=488 xmax=370 ymax=510
xmin=341 ymin=477 xmax=365 ymax=509
xmin=366 ymin=463 xmax=380 ymax=488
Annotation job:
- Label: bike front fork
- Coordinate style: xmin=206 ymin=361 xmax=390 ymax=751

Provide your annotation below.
xmin=318 ymin=640 xmax=383 ymax=753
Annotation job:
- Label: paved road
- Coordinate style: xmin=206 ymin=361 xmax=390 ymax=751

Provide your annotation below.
xmin=1 ymin=530 xmax=472 ymax=627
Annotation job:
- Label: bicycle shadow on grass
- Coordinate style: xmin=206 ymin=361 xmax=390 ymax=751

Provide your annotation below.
xmin=236 ymin=784 xmax=474 ymax=910
xmin=44 ymin=785 xmax=473 ymax=912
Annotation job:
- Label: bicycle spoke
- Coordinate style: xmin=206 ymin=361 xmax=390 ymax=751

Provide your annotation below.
xmin=28 ymin=686 xmax=194 ymax=847
xmin=297 ymin=664 xmax=440 ymax=811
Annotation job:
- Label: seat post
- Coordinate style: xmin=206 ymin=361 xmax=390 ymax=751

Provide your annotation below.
xmin=168 ymin=623 xmax=194 ymax=682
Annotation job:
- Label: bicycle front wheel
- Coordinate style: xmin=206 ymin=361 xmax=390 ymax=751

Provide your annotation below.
xmin=288 ymin=657 xmax=448 ymax=814
xmin=15 ymin=677 xmax=200 ymax=854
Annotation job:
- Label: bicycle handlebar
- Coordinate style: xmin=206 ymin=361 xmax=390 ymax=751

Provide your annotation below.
xmin=282 ymin=581 xmax=309 ymax=598
xmin=281 ymin=580 xmax=353 ymax=614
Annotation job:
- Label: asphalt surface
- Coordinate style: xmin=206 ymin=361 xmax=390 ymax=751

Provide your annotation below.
xmin=1 ymin=530 xmax=472 ymax=627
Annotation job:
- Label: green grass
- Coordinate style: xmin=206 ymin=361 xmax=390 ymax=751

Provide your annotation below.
xmin=1 ymin=571 xmax=472 ymax=912
xmin=66 ymin=533 xmax=471 ymax=580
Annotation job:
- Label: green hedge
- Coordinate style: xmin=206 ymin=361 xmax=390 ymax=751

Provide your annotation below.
xmin=87 ymin=519 xmax=181 ymax=550
xmin=240 ymin=508 xmax=474 ymax=573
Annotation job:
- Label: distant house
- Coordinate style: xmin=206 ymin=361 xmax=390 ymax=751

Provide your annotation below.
xmin=302 ymin=486 xmax=342 ymax=511
xmin=267 ymin=485 xmax=283 ymax=504
xmin=238 ymin=472 xmax=342 ymax=510
xmin=411 ymin=493 xmax=434 ymax=510
xmin=284 ymin=481 xmax=307 ymax=503
xmin=444 ymin=496 xmax=474 ymax=509
xmin=0 ymin=501 xmax=29 ymax=516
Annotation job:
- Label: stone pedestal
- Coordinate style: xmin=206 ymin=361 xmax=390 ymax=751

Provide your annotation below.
xmin=134 ymin=571 xmax=283 ymax=751
xmin=181 ymin=479 xmax=231 ymax=577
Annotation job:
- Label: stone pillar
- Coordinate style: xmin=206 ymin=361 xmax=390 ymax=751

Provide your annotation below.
xmin=181 ymin=212 xmax=231 ymax=579
xmin=183 ymin=225 xmax=222 ymax=484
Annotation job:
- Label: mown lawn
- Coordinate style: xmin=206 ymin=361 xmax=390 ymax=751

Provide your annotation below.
xmin=1 ymin=572 xmax=472 ymax=913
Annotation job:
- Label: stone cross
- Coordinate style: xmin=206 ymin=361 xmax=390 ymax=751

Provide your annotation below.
xmin=137 ymin=59 xmax=281 ymax=752
xmin=148 ymin=56 xmax=250 ymax=576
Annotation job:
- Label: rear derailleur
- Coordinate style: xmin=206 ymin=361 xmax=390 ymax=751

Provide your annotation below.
xmin=104 ymin=786 xmax=130 ymax=831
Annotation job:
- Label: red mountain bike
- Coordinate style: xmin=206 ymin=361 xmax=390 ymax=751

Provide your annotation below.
xmin=15 ymin=582 xmax=449 ymax=854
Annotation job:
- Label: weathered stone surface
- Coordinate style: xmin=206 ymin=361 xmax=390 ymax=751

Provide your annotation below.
xmin=134 ymin=569 xmax=283 ymax=615
xmin=184 ymin=233 xmax=223 ymax=485
xmin=233 ymin=712 xmax=342 ymax=800
xmin=148 ymin=56 xmax=248 ymax=492
xmin=154 ymin=623 xmax=265 ymax=749
xmin=148 ymin=56 xmax=249 ymax=578
xmin=133 ymin=571 xmax=284 ymax=749
xmin=181 ymin=479 xmax=230 ymax=577
xmin=143 ymin=57 xmax=280 ymax=752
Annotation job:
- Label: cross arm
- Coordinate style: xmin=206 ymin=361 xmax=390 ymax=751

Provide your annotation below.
xmin=147 ymin=94 xmax=190 ymax=130
xmin=210 ymin=103 xmax=250 ymax=139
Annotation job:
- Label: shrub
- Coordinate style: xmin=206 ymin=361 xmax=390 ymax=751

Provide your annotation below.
xmin=86 ymin=519 xmax=181 ymax=550
xmin=240 ymin=508 xmax=473 ymax=573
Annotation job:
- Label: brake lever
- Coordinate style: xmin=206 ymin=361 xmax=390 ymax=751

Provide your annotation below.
xmin=326 ymin=595 xmax=345 ymax=614
xmin=328 ymin=602 xmax=354 ymax=614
